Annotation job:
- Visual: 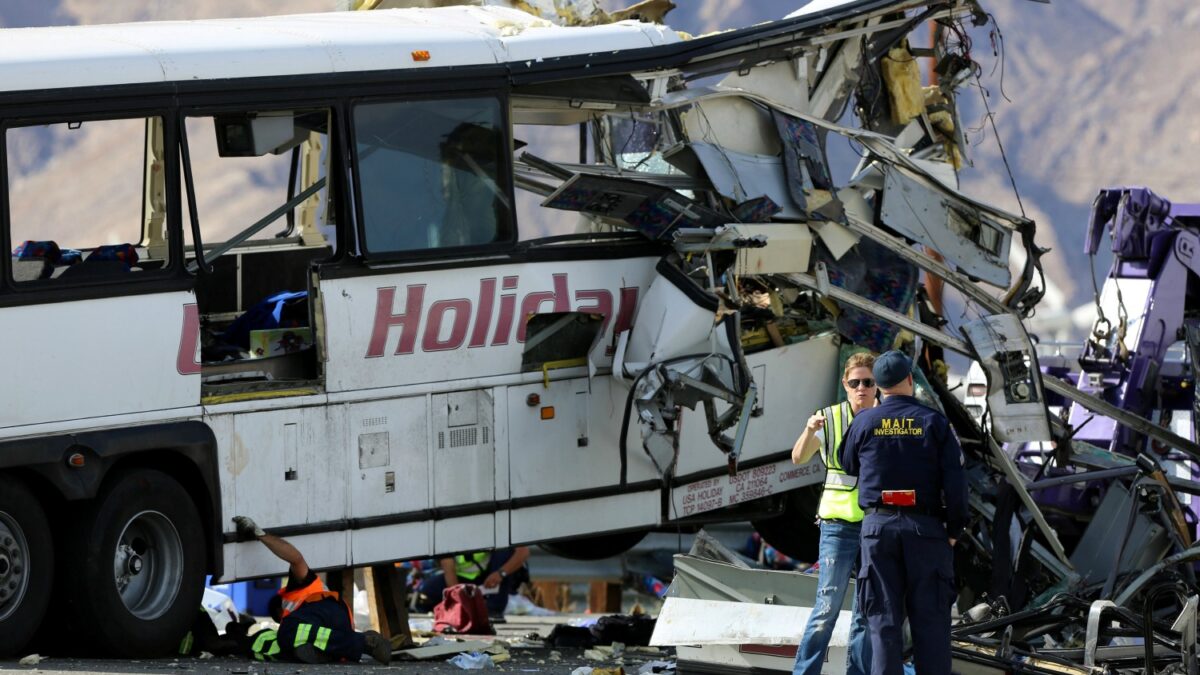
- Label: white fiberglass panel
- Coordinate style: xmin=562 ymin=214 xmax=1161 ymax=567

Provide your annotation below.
xmin=0 ymin=291 xmax=199 ymax=430
xmin=321 ymin=257 xmax=657 ymax=392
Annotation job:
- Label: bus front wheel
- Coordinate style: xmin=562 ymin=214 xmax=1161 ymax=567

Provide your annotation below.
xmin=63 ymin=469 xmax=205 ymax=657
xmin=0 ymin=475 xmax=52 ymax=657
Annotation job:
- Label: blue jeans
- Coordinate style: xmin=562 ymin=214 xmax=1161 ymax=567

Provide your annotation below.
xmin=793 ymin=520 xmax=871 ymax=675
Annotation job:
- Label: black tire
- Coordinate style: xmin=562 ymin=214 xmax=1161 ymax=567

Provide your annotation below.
xmin=751 ymin=485 xmax=822 ymax=563
xmin=61 ymin=469 xmax=205 ymax=657
xmin=539 ymin=530 xmax=648 ymax=560
xmin=0 ymin=474 xmax=53 ymax=657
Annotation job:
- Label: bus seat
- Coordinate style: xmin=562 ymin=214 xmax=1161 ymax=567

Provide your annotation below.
xmin=85 ymin=243 xmax=139 ymax=268
xmin=13 ymin=240 xmax=61 ymax=262
xmin=11 ymin=240 xmax=61 ymax=281
xmin=11 ymin=257 xmax=50 ymax=281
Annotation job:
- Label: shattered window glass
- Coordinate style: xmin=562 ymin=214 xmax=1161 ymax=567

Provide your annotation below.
xmin=353 ymin=97 xmax=511 ymax=255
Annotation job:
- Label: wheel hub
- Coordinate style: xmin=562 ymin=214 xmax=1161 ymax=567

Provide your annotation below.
xmin=112 ymin=511 xmax=183 ymax=621
xmin=0 ymin=515 xmax=28 ymax=618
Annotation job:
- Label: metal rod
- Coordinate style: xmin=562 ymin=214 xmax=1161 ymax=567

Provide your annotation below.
xmin=1026 ymin=466 xmax=1140 ymax=491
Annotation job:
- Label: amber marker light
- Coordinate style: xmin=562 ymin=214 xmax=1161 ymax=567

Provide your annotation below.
xmin=540 ymin=407 xmax=555 ymax=420
xmin=412 ymin=50 xmax=431 ymax=62
xmin=67 ymin=453 xmax=86 ymax=468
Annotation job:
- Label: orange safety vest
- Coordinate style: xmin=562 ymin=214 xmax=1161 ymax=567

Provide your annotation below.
xmin=277 ymin=577 xmax=353 ymax=627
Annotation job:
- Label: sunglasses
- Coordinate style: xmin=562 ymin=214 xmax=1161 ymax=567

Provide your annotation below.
xmin=846 ymin=378 xmax=876 ymax=389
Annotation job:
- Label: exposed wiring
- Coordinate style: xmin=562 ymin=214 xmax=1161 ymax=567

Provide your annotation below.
xmin=986 ymin=13 xmax=1013 ymax=104
xmin=971 ymin=70 xmax=1025 ymax=218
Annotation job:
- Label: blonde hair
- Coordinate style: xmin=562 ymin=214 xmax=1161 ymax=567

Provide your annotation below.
xmin=843 ymin=352 xmax=876 ymax=379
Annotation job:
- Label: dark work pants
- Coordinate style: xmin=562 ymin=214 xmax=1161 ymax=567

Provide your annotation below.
xmin=857 ymin=511 xmax=955 ymax=675
xmin=277 ymin=598 xmax=365 ymax=662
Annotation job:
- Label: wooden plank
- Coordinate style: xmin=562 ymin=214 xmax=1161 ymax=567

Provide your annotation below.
xmin=588 ymin=580 xmax=622 ymax=613
xmin=532 ymin=580 xmax=570 ymax=612
xmin=364 ymin=564 xmax=414 ymax=648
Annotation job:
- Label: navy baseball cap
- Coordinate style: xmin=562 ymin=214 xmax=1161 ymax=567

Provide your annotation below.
xmin=873 ymin=350 xmax=913 ymax=388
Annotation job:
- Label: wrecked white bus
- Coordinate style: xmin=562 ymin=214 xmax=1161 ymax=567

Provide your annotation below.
xmin=0 ymin=0 xmax=1047 ymax=659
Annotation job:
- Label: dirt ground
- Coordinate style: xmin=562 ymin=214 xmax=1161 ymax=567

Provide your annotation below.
xmin=0 ymin=616 xmax=675 ymax=675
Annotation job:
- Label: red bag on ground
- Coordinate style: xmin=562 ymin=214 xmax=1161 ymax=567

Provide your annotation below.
xmin=433 ymin=584 xmax=494 ymax=635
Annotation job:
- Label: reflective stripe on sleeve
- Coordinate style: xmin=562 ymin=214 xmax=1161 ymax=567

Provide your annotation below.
xmin=295 ymin=623 xmax=313 ymax=647
xmin=315 ymin=626 xmax=332 ymax=651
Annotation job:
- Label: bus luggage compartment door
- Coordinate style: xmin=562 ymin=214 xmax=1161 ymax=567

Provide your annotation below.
xmin=431 ymin=389 xmax=496 ymax=554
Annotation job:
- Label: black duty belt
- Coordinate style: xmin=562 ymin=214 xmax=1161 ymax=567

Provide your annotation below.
xmin=866 ymin=504 xmax=943 ymax=518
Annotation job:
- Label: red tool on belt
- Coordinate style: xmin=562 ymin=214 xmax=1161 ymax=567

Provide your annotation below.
xmin=881 ymin=490 xmax=916 ymax=506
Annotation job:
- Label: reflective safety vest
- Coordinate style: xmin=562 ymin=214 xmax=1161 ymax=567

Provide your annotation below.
xmin=455 ymin=552 xmax=490 ymax=581
xmin=817 ymin=401 xmax=865 ymax=522
xmin=251 ymin=629 xmax=281 ymax=662
xmin=277 ymin=577 xmax=348 ymax=625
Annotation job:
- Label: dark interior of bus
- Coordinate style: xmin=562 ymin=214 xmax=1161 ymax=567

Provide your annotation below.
xmin=185 ymin=109 xmax=332 ymax=396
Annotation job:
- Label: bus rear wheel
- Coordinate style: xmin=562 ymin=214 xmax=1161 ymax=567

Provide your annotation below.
xmin=0 ymin=475 xmax=52 ymax=658
xmin=539 ymin=530 xmax=648 ymax=560
xmin=63 ymin=469 xmax=205 ymax=657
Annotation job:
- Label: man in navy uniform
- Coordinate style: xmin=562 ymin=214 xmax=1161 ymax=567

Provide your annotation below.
xmin=840 ymin=351 xmax=967 ymax=675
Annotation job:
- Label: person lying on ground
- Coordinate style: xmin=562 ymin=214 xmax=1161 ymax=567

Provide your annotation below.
xmin=231 ymin=515 xmax=392 ymax=665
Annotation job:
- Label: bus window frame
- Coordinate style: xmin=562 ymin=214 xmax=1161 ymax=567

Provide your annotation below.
xmin=347 ymin=89 xmax=517 ymax=264
xmin=0 ymin=107 xmax=189 ymax=302
xmin=177 ymin=100 xmax=343 ymax=276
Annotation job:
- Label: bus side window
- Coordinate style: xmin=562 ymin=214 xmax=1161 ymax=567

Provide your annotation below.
xmin=181 ymin=109 xmax=331 ymax=373
xmin=352 ymin=96 xmax=512 ymax=256
xmin=6 ymin=117 xmax=168 ymax=284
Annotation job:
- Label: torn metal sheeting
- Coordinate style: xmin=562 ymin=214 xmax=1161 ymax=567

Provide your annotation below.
xmin=807 ymin=218 xmax=859 ymax=259
xmin=653 ymin=596 xmax=850 ymax=647
xmin=717 ymin=59 xmax=809 ymax=118
xmin=879 ymin=166 xmax=1013 ymax=288
xmin=540 ymin=173 xmax=724 ymax=238
xmin=961 ymin=314 xmax=1052 ymax=442
xmin=1068 ymin=482 xmax=1171 ymax=585
xmin=668 ymin=554 xmax=840 ymax=609
xmin=688 ymin=143 xmax=806 ymax=219
xmin=681 ymin=97 xmax=780 ymax=157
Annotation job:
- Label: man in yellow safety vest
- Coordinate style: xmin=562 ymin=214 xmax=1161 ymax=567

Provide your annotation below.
xmin=415 ymin=547 xmax=531 ymax=617
xmin=788 ymin=352 xmax=877 ymax=675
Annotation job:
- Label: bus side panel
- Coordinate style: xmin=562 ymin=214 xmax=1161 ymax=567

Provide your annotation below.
xmin=0 ymin=292 xmax=199 ymax=429
xmin=506 ymin=376 xmax=658 ymax=500
xmin=211 ymin=405 xmax=349 ymax=578
xmin=346 ymin=396 xmax=432 ymax=564
xmin=319 ymin=257 xmax=658 ymax=392
xmin=511 ymin=491 xmax=659 ymax=545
